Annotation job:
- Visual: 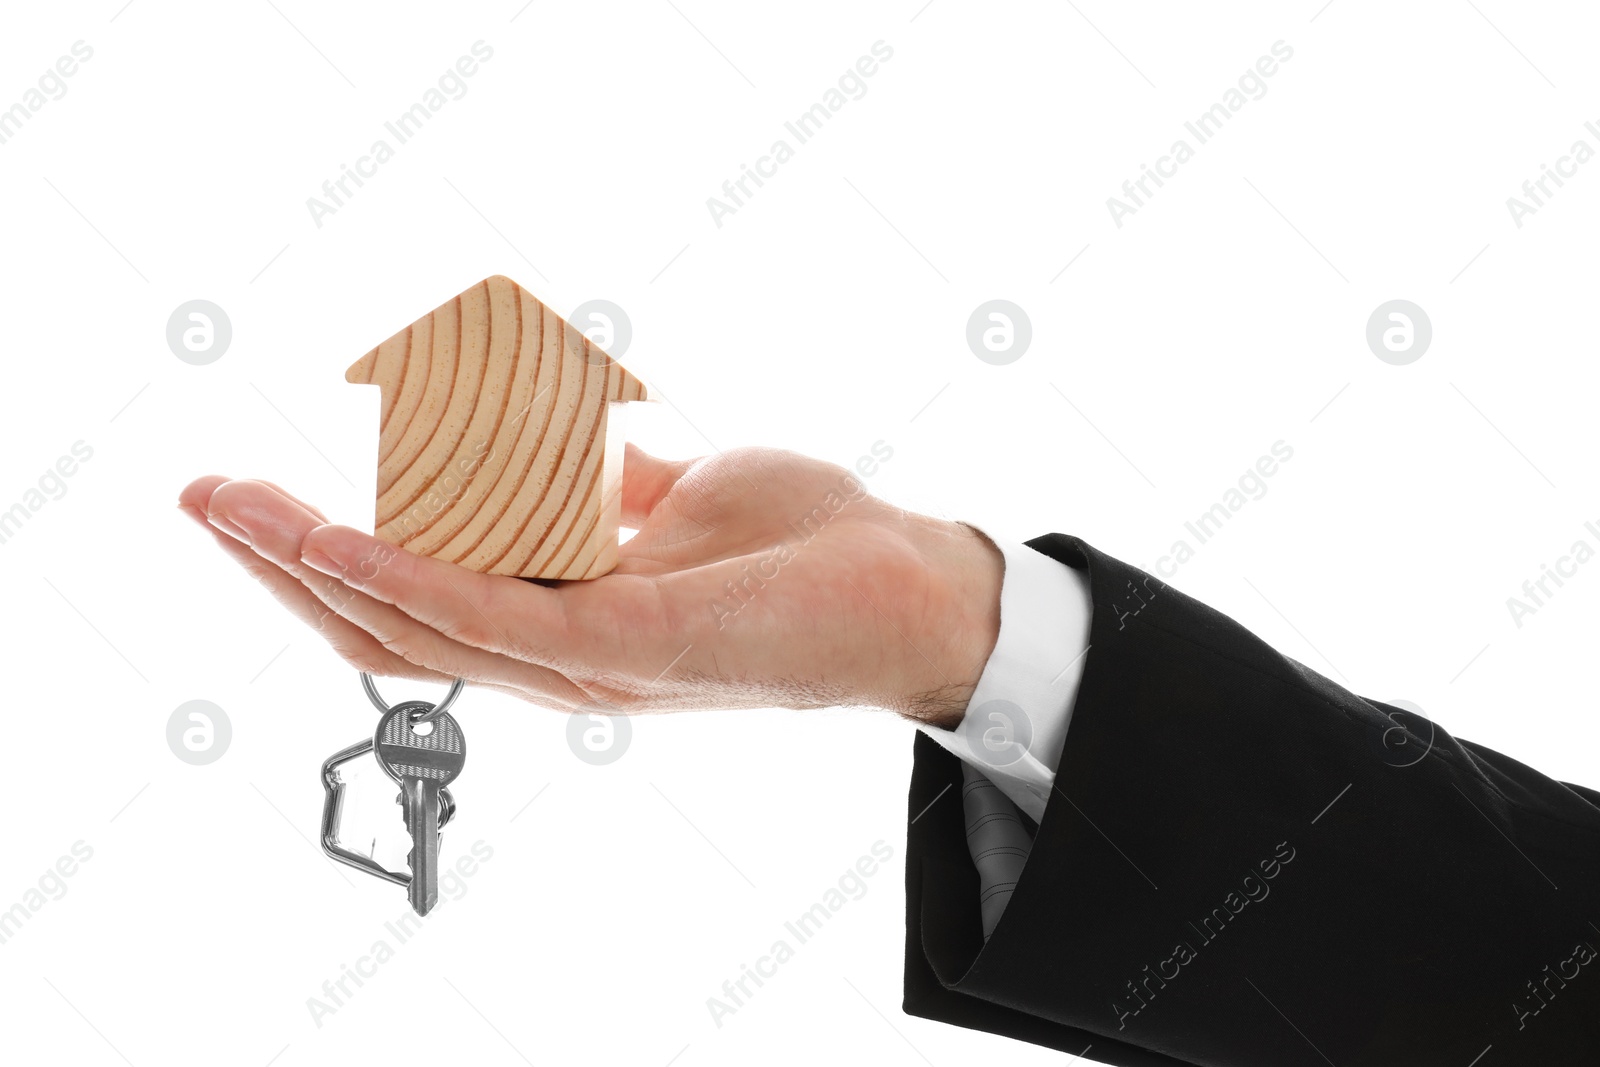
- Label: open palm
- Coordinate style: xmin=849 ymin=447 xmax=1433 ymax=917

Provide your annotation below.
xmin=179 ymin=444 xmax=1000 ymax=724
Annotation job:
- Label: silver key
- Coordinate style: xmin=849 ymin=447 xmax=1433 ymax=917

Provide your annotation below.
xmin=374 ymin=700 xmax=466 ymax=915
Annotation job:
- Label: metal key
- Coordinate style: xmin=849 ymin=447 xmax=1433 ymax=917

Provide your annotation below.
xmin=373 ymin=700 xmax=466 ymax=915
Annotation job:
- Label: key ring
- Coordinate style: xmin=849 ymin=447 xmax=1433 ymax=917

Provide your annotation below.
xmin=360 ymin=672 xmax=465 ymax=724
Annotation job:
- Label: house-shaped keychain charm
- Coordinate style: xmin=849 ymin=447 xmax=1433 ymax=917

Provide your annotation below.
xmin=345 ymin=275 xmax=650 ymax=580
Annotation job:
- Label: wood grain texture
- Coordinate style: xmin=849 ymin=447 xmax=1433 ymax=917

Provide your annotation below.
xmin=345 ymin=275 xmax=649 ymax=579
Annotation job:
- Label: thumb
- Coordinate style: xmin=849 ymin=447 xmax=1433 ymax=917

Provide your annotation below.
xmin=621 ymin=443 xmax=696 ymax=527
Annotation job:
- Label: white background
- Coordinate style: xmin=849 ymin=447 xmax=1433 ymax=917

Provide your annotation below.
xmin=1 ymin=1 xmax=1596 ymax=1064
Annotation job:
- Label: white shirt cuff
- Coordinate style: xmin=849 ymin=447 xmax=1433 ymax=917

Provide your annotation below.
xmin=916 ymin=528 xmax=1092 ymax=823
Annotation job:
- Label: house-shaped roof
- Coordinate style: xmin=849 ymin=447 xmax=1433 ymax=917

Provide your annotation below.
xmin=345 ymin=275 xmax=650 ymax=579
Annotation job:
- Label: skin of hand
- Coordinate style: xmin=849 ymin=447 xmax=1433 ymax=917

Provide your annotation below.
xmin=177 ymin=444 xmax=1003 ymax=728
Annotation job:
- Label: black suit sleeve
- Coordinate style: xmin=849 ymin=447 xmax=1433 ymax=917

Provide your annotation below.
xmin=903 ymin=535 xmax=1600 ymax=1067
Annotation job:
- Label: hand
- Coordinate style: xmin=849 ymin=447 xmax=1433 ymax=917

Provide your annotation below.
xmin=178 ymin=445 xmax=1003 ymax=726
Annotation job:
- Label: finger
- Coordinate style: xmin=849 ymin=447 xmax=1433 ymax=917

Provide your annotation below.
xmin=179 ymin=474 xmax=231 ymax=516
xmin=253 ymin=480 xmax=330 ymax=523
xmin=208 ymin=480 xmax=588 ymax=705
xmin=621 ymin=442 xmax=696 ymax=528
xmin=181 ymin=474 xmax=254 ymax=543
xmin=189 ymin=518 xmax=571 ymax=708
xmin=179 ymin=502 xmax=450 ymax=684
xmin=298 ymin=522 xmax=567 ymax=661
xmin=181 ymin=479 xmax=579 ymax=706
xmin=192 ymin=518 xmax=554 ymax=708
xmin=181 ymin=473 xmax=329 ymax=528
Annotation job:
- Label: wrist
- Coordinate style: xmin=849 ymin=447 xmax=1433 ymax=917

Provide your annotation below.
xmin=893 ymin=513 xmax=1003 ymax=728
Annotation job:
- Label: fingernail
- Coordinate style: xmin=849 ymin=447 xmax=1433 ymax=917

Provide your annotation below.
xmin=300 ymin=549 xmax=344 ymax=579
xmin=208 ymin=512 xmax=252 ymax=546
xmin=178 ymin=503 xmax=209 ymax=527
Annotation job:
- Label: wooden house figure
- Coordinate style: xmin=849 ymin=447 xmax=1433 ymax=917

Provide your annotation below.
xmin=345 ymin=275 xmax=650 ymax=579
